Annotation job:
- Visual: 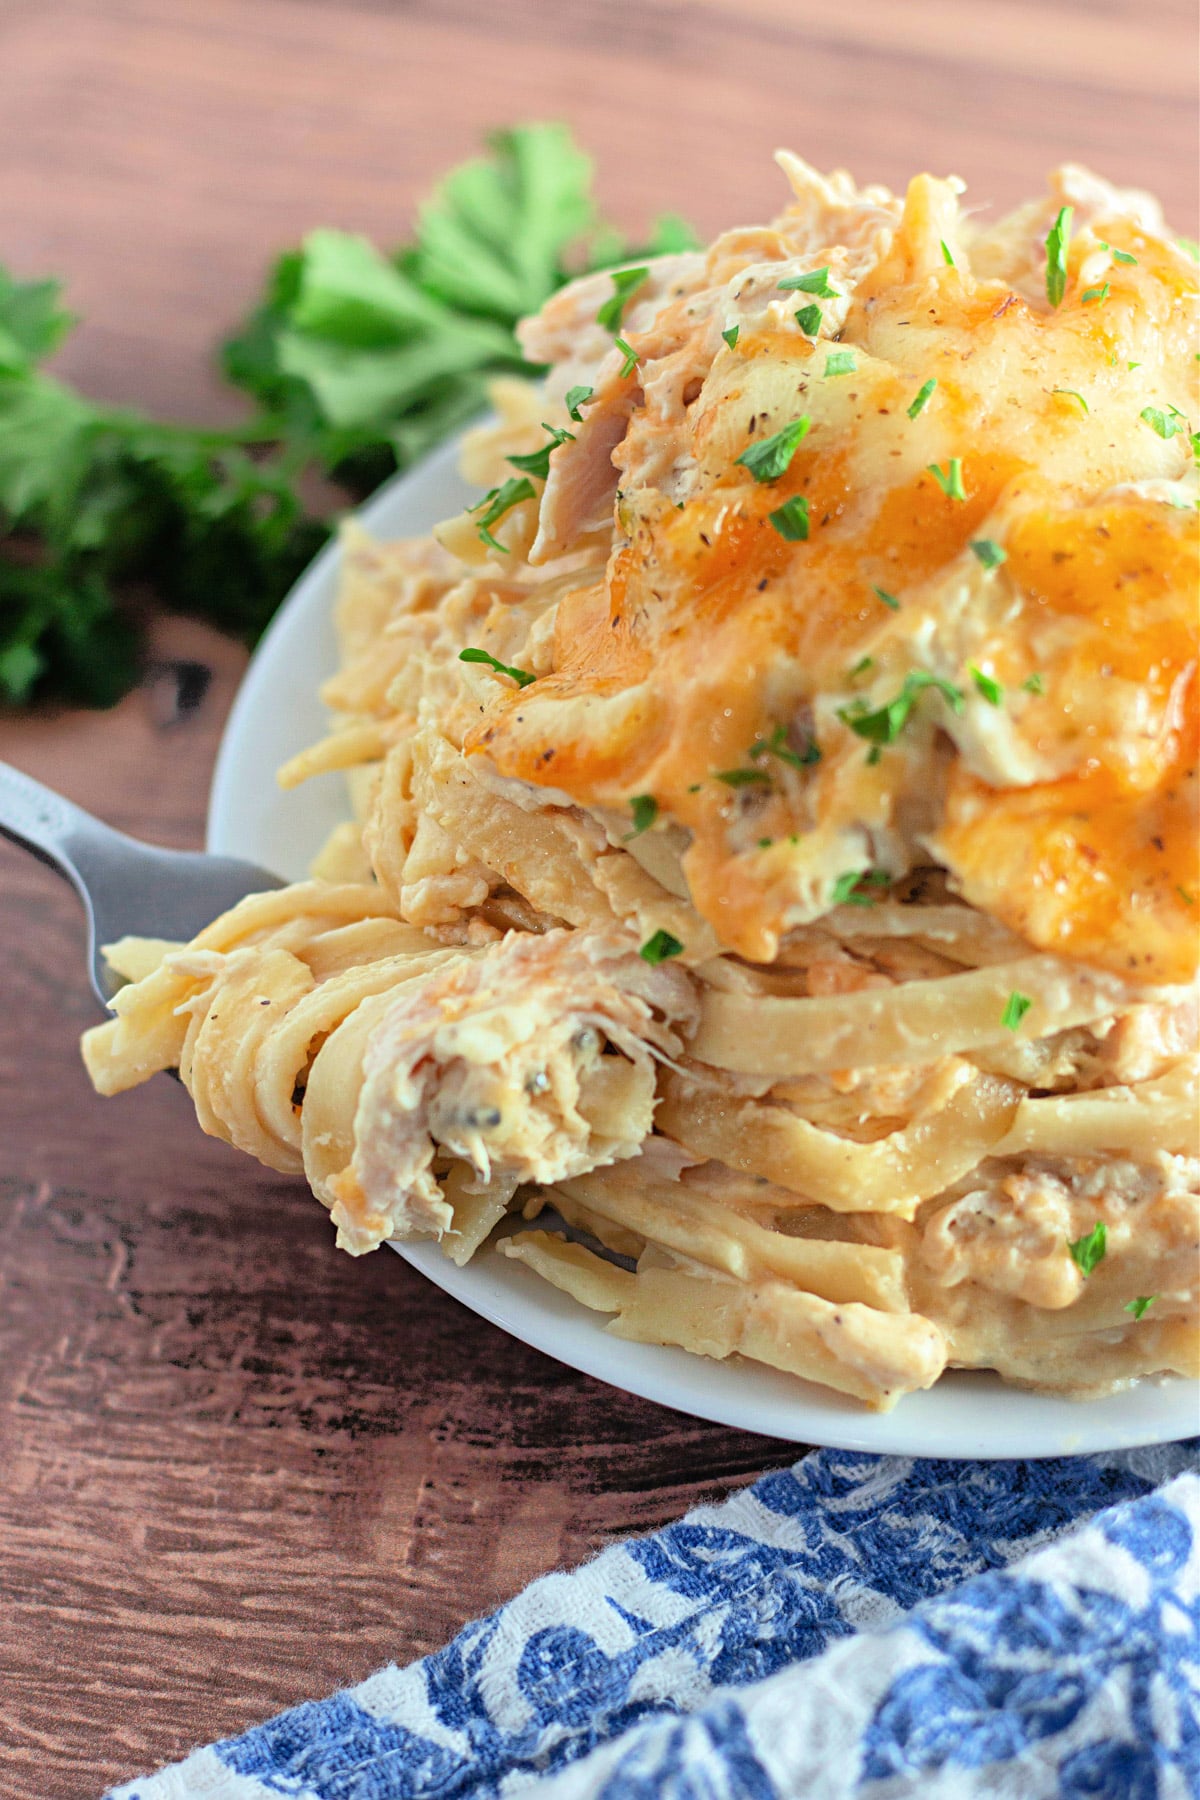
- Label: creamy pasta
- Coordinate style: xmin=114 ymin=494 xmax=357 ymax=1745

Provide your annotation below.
xmin=83 ymin=155 xmax=1199 ymax=1410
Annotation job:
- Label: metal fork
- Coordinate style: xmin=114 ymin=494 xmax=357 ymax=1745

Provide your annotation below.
xmin=0 ymin=759 xmax=282 ymax=1006
xmin=0 ymin=759 xmax=635 ymax=1268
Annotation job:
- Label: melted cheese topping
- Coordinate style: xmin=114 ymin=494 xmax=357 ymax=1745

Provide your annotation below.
xmin=458 ymin=163 xmax=1199 ymax=981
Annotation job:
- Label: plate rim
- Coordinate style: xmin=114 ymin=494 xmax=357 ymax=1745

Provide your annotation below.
xmin=207 ymin=447 xmax=1197 ymax=1458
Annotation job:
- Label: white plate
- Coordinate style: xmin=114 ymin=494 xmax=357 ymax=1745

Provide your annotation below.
xmin=208 ymin=444 xmax=1197 ymax=1457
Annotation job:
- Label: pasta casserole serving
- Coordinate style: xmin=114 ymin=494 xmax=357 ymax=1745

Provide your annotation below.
xmin=83 ymin=156 xmax=1199 ymax=1410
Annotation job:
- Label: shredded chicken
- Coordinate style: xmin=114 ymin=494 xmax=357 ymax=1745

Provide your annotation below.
xmin=328 ymin=929 xmax=698 ymax=1252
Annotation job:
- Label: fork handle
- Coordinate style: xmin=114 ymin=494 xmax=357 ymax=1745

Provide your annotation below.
xmin=0 ymin=759 xmax=131 ymax=889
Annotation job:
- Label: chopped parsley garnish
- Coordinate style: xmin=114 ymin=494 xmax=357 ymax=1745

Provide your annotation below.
xmin=564 ymin=385 xmax=595 ymax=422
xmin=866 ymin=745 xmax=883 ymax=766
xmin=831 ymin=869 xmax=890 ymax=907
xmin=596 ymin=266 xmax=649 ymax=333
xmin=1000 ymin=989 xmax=1033 ymax=1032
xmin=768 ymin=495 xmax=810 ymax=541
xmin=749 ymin=721 xmax=820 ymax=769
xmin=970 ymin=539 xmax=1007 ymax=569
xmin=778 ymin=265 xmax=839 ymax=298
xmin=470 ymin=476 xmax=536 ymax=552
xmin=1045 ymin=205 xmax=1073 ymax=308
xmin=458 ymin=646 xmax=536 ymax=686
xmin=1081 ymin=282 xmax=1109 ymax=306
xmin=1052 ymin=388 xmax=1089 ymax=413
xmin=907 ymin=378 xmax=937 ymax=420
xmin=508 ymin=423 xmax=575 ymax=480
xmin=735 ymin=416 xmax=812 ymax=482
xmin=794 ymin=303 xmax=822 ymax=336
xmin=640 ymin=929 xmax=684 ymax=965
xmin=1067 ymin=1221 xmax=1107 ymax=1277
xmin=625 ymin=794 xmax=658 ymax=838
xmin=757 ymin=837 xmax=774 ymax=850
xmin=613 ymin=336 xmax=639 ymax=377
xmin=940 ymin=239 xmax=956 ymax=267
xmin=1177 ymin=886 xmax=1196 ymax=907
xmin=722 ymin=324 xmax=740 ymax=349
xmin=1099 ymin=242 xmax=1138 ymax=266
xmin=872 ymin=585 xmax=900 ymax=610
xmin=849 ymin=655 xmax=874 ymax=678
xmin=1125 ymin=1295 xmax=1156 ymax=1319
xmin=969 ymin=665 xmax=1004 ymax=705
xmin=1180 ymin=236 xmax=1200 ymax=262
xmin=824 ymin=350 xmax=857 ymax=377
xmin=715 ymin=766 xmax=773 ymax=787
xmin=1022 ymin=672 xmax=1045 ymax=695
xmin=927 ymin=458 xmax=966 ymax=500
xmin=1140 ymin=405 xmax=1185 ymax=440
xmin=837 ymin=670 xmax=965 ymax=743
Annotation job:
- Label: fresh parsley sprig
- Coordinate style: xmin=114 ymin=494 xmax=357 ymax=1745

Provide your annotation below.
xmin=0 ymin=123 xmax=694 ymax=708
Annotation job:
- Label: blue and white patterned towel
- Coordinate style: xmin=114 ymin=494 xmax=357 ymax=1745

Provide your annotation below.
xmin=108 ymin=1443 xmax=1199 ymax=1799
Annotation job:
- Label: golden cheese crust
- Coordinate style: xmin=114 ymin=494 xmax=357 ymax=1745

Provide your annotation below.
xmin=455 ymin=161 xmax=1198 ymax=980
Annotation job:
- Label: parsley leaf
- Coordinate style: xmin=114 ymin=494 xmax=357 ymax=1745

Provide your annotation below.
xmin=940 ymin=239 xmax=956 ymax=267
xmin=1045 ymin=205 xmax=1073 ymax=308
xmin=749 ymin=721 xmax=820 ymax=769
xmin=565 ymin=385 xmax=595 ymax=422
xmin=907 ymin=378 xmax=936 ymax=420
xmin=507 ymin=423 xmax=575 ymax=480
xmin=794 ymin=303 xmax=822 ymax=336
xmin=824 ymin=350 xmax=857 ymax=377
xmin=1124 ymin=1295 xmax=1155 ymax=1319
xmin=470 ymin=475 xmax=536 ymax=551
xmin=715 ymin=766 xmax=773 ymax=787
xmin=1081 ymin=282 xmax=1109 ymax=305
xmin=768 ymin=495 xmax=810 ymax=541
xmin=625 ymin=794 xmax=658 ymax=838
xmin=778 ymin=266 xmax=839 ymax=298
xmin=640 ymin=929 xmax=684 ymax=964
xmin=969 ymin=664 xmax=1004 ymax=705
xmin=613 ymin=336 xmax=639 ymax=377
xmin=872 ymin=585 xmax=900 ymax=610
xmin=1022 ymin=673 xmax=1045 ymax=694
xmin=1141 ymin=405 xmax=1185 ymax=440
xmin=970 ymin=539 xmax=1007 ymax=568
xmin=831 ymin=868 xmax=890 ymax=907
xmin=735 ymin=416 xmax=811 ymax=482
xmin=597 ymin=266 xmax=650 ymax=334
xmin=1067 ymin=1221 xmax=1107 ymax=1277
xmin=1052 ymin=388 xmax=1089 ymax=413
xmin=721 ymin=325 xmax=740 ymax=349
xmin=1001 ymin=990 xmax=1033 ymax=1031
xmin=837 ymin=670 xmax=964 ymax=743
xmin=1099 ymin=241 xmax=1138 ymax=266
xmin=458 ymin=646 xmax=536 ymax=686
xmin=927 ymin=458 xmax=966 ymax=500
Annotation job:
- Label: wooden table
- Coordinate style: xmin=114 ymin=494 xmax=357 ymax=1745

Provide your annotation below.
xmin=0 ymin=2 xmax=1194 ymax=1791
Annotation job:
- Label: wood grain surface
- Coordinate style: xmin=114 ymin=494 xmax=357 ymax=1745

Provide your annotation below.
xmin=0 ymin=2 xmax=1195 ymax=1792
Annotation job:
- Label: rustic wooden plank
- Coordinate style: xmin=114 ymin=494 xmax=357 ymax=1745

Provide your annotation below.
xmin=0 ymin=0 xmax=1195 ymax=1792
